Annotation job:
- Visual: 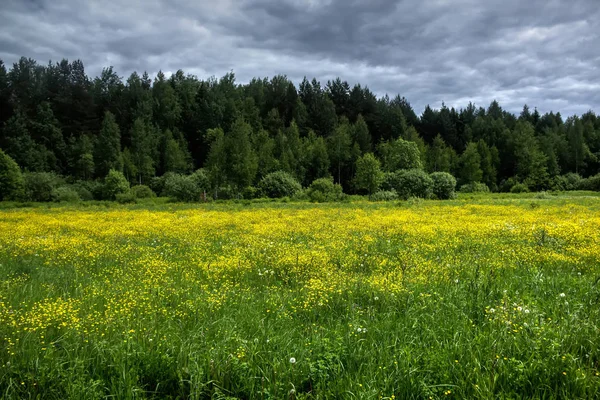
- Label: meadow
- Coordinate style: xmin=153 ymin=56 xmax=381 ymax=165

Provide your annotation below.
xmin=1 ymin=194 xmax=600 ymax=399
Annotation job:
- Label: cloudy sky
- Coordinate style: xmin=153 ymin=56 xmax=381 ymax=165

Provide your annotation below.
xmin=1 ymin=0 xmax=599 ymax=116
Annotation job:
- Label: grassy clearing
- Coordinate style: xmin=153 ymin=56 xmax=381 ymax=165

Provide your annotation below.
xmin=1 ymin=194 xmax=600 ymax=399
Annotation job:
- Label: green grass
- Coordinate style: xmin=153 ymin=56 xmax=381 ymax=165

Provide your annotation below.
xmin=1 ymin=192 xmax=599 ymax=399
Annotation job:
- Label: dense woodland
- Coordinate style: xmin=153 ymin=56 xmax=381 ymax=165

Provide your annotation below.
xmin=1 ymin=57 xmax=600 ymax=201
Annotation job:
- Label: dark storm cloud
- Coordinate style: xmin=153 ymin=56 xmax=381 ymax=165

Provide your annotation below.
xmin=1 ymin=0 xmax=599 ymax=116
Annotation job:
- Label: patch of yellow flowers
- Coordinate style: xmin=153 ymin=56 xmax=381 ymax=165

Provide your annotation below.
xmin=0 ymin=202 xmax=599 ymax=352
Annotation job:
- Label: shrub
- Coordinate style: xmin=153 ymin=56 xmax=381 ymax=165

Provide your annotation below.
xmin=149 ymin=174 xmax=170 ymax=196
xmin=24 ymin=172 xmax=63 ymax=202
xmin=499 ymin=177 xmax=519 ymax=193
xmin=242 ymin=186 xmax=258 ymax=200
xmin=370 ymin=190 xmax=399 ymax=201
xmin=459 ymin=182 xmax=490 ymax=193
xmin=430 ymin=172 xmax=457 ymax=200
xmin=131 ymin=185 xmax=156 ymax=199
xmin=258 ymin=171 xmax=302 ymax=198
xmin=550 ymin=173 xmax=582 ymax=191
xmin=104 ymin=170 xmax=130 ymax=200
xmin=0 ymin=149 xmax=25 ymax=201
xmin=51 ymin=186 xmax=81 ymax=202
xmin=307 ymin=177 xmax=344 ymax=202
xmin=70 ymin=181 xmax=95 ymax=201
xmin=510 ymin=183 xmax=530 ymax=193
xmin=116 ymin=192 xmax=137 ymax=204
xmin=214 ymin=185 xmax=236 ymax=200
xmin=580 ymin=174 xmax=600 ymax=191
xmin=382 ymin=169 xmax=433 ymax=200
xmin=191 ymin=169 xmax=211 ymax=193
xmin=163 ymin=174 xmax=201 ymax=202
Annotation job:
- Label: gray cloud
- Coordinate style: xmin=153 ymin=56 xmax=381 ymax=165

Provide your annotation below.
xmin=1 ymin=0 xmax=599 ymax=116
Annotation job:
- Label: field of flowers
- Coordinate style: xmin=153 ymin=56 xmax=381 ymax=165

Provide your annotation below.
xmin=1 ymin=196 xmax=600 ymax=399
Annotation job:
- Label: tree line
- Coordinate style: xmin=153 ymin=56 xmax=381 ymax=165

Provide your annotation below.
xmin=1 ymin=56 xmax=600 ymax=202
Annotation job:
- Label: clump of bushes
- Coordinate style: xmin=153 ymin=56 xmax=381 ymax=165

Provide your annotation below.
xmin=551 ymin=173 xmax=582 ymax=191
xmin=459 ymin=182 xmax=490 ymax=193
xmin=510 ymin=183 xmax=530 ymax=193
xmin=382 ymin=169 xmax=433 ymax=200
xmin=51 ymin=186 xmax=81 ymax=202
xmin=430 ymin=172 xmax=456 ymax=200
xmin=131 ymin=185 xmax=156 ymax=199
xmin=580 ymin=173 xmax=600 ymax=191
xmin=24 ymin=172 xmax=63 ymax=202
xmin=0 ymin=149 xmax=25 ymax=201
xmin=307 ymin=177 xmax=344 ymax=202
xmin=370 ymin=190 xmax=399 ymax=201
xmin=163 ymin=174 xmax=202 ymax=202
xmin=258 ymin=171 xmax=302 ymax=198
xmin=103 ymin=169 xmax=130 ymax=200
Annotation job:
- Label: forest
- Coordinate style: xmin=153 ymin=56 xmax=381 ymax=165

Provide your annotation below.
xmin=1 ymin=56 xmax=600 ymax=202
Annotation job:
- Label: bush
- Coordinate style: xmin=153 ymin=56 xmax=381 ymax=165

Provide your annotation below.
xmin=0 ymin=149 xmax=25 ymax=201
xmin=510 ymin=183 xmax=530 ymax=193
xmin=258 ymin=171 xmax=302 ymax=198
xmin=24 ymin=172 xmax=63 ymax=202
xmin=242 ymin=186 xmax=258 ymax=200
xmin=430 ymin=172 xmax=457 ymax=200
xmin=580 ymin=174 xmax=600 ymax=191
xmin=149 ymin=174 xmax=170 ymax=196
xmin=163 ymin=174 xmax=201 ymax=202
xmin=459 ymin=182 xmax=490 ymax=193
xmin=51 ymin=186 xmax=81 ymax=202
xmin=382 ymin=169 xmax=433 ymax=200
xmin=370 ymin=190 xmax=399 ymax=201
xmin=499 ymin=177 xmax=519 ymax=193
xmin=104 ymin=170 xmax=130 ymax=200
xmin=116 ymin=192 xmax=137 ymax=204
xmin=191 ymin=169 xmax=211 ymax=193
xmin=307 ymin=177 xmax=344 ymax=202
xmin=131 ymin=185 xmax=156 ymax=199
xmin=550 ymin=173 xmax=582 ymax=191
xmin=70 ymin=182 xmax=95 ymax=201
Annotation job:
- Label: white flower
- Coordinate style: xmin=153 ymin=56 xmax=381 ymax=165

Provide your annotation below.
xmin=559 ymin=293 xmax=566 ymax=298
xmin=455 ymin=279 xmax=459 ymax=284
xmin=374 ymin=296 xmax=379 ymax=301
xmin=289 ymin=357 xmax=296 ymax=364
xmin=517 ymin=306 xmax=522 ymax=312
xmin=362 ymin=328 xmax=367 ymax=333
xmin=489 ymin=308 xmax=496 ymax=313
xmin=524 ymin=309 xmax=530 ymax=314
xmin=356 ymin=328 xmax=362 ymax=333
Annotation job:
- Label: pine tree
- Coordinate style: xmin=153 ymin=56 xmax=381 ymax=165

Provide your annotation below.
xmin=459 ymin=142 xmax=483 ymax=184
xmin=94 ymin=111 xmax=122 ymax=177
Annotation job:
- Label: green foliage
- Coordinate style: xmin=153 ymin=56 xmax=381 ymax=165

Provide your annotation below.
xmin=378 ymin=138 xmax=422 ymax=172
xmin=382 ymin=169 xmax=433 ymax=199
xmin=2 ymin=57 xmax=600 ymax=203
xmin=0 ymin=149 xmax=25 ymax=201
xmin=580 ymin=173 xmax=600 ymax=191
xmin=163 ymin=174 xmax=202 ymax=202
xmin=550 ymin=173 xmax=583 ymax=191
xmin=258 ymin=171 xmax=302 ymax=198
xmin=51 ymin=186 xmax=81 ymax=202
xmin=354 ymin=153 xmax=384 ymax=195
xmin=459 ymin=182 xmax=490 ymax=193
xmin=459 ymin=142 xmax=483 ymax=184
xmin=24 ymin=172 xmax=63 ymax=202
xmin=510 ymin=183 xmax=530 ymax=193
xmin=430 ymin=172 xmax=457 ymax=199
xmin=370 ymin=190 xmax=399 ymax=201
xmin=307 ymin=177 xmax=344 ymax=202
xmin=94 ymin=111 xmax=122 ymax=177
xmin=103 ymin=169 xmax=130 ymax=200
xmin=115 ymin=192 xmax=137 ymax=204
xmin=131 ymin=185 xmax=156 ymax=199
